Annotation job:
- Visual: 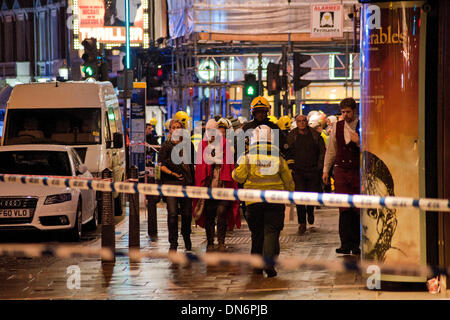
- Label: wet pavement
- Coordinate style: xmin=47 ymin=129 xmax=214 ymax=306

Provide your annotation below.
xmin=0 ymin=198 xmax=448 ymax=300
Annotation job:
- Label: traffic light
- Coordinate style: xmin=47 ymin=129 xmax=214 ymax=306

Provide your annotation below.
xmin=81 ymin=38 xmax=98 ymax=80
xmin=266 ymin=62 xmax=280 ymax=96
xmin=81 ymin=38 xmax=109 ymax=81
xmin=147 ymin=64 xmax=163 ymax=87
xmin=293 ymin=52 xmax=312 ymax=91
xmin=146 ymin=63 xmax=164 ymax=105
xmin=243 ymin=73 xmax=258 ymax=98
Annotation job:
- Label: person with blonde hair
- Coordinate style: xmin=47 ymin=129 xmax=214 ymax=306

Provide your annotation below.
xmin=158 ymin=119 xmax=195 ymax=252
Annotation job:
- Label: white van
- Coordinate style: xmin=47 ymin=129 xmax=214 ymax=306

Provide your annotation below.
xmin=1 ymin=81 xmax=126 ymax=216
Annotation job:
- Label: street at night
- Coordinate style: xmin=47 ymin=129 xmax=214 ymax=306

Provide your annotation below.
xmin=0 ymin=204 xmax=442 ymax=300
xmin=0 ymin=0 xmax=450 ymax=313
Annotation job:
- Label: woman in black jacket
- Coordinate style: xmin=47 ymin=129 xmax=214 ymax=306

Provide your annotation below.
xmin=159 ymin=119 xmax=195 ymax=252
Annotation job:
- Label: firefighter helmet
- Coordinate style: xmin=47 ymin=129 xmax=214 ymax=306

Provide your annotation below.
xmin=250 ymin=96 xmax=270 ymax=114
xmin=174 ymin=111 xmax=189 ymax=128
xmin=268 ymin=115 xmax=278 ymax=124
xmin=277 ymin=115 xmax=291 ymax=131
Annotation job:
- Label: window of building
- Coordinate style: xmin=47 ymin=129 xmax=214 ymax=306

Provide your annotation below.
xmin=38 ymin=10 xmax=47 ymax=61
xmin=15 ymin=13 xmax=26 ymax=61
xmin=3 ymin=15 xmax=14 ymax=62
xmin=50 ymin=9 xmax=59 ymax=60
xmin=329 ymin=53 xmax=353 ymax=80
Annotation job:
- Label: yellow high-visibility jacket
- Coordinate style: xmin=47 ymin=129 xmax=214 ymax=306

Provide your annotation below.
xmin=321 ymin=130 xmax=328 ymax=146
xmin=191 ymin=133 xmax=202 ymax=152
xmin=232 ymin=142 xmax=295 ymax=205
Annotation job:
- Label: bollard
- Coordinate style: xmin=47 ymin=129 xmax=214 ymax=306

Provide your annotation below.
xmin=101 ymin=168 xmax=115 ymax=262
xmin=146 ymin=177 xmax=158 ymax=239
xmin=146 ymin=164 xmax=158 ymax=239
xmin=128 ymin=166 xmax=140 ymax=250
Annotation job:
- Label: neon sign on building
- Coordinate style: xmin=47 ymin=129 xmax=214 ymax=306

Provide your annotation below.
xmin=72 ymin=0 xmax=150 ymax=49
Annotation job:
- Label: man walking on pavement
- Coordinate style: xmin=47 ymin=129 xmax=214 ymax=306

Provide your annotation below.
xmin=322 ymin=97 xmax=361 ymax=255
xmin=287 ymin=114 xmax=325 ymax=235
xmin=232 ymin=125 xmax=294 ymax=278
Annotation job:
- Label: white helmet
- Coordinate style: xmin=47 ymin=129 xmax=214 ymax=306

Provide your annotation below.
xmin=308 ymin=113 xmax=322 ymax=129
xmin=238 ymin=116 xmax=247 ymax=124
xmin=217 ymin=117 xmax=232 ymax=129
xmin=327 ymin=115 xmax=338 ymax=126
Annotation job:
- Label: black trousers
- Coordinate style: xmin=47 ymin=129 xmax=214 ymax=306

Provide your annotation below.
xmin=294 ymin=169 xmax=322 ymax=224
xmin=166 ymin=196 xmax=192 ymax=248
xmin=334 ymin=166 xmax=361 ymax=250
xmin=205 ymin=200 xmax=230 ymax=245
xmin=339 ymin=209 xmax=361 ymax=250
xmin=246 ymin=203 xmax=285 ymax=260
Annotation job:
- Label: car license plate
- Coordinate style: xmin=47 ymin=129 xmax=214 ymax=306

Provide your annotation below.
xmin=0 ymin=208 xmax=32 ymax=218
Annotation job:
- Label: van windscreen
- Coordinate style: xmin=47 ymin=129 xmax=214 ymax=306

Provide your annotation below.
xmin=3 ymin=108 xmax=101 ymax=146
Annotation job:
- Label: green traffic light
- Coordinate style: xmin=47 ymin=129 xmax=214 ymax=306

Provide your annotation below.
xmin=84 ymin=65 xmax=94 ymax=77
xmin=247 ymin=85 xmax=255 ymax=96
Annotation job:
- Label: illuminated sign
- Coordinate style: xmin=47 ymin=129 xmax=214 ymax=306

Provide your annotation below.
xmin=73 ymin=0 xmax=149 ymax=48
xmin=197 ymin=59 xmax=216 ymax=82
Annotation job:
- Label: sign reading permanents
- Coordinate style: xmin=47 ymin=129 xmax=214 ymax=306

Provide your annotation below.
xmin=310 ymin=3 xmax=343 ymax=38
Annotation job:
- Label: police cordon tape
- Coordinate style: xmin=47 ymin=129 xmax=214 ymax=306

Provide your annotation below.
xmin=0 ymin=173 xmax=449 ymax=212
xmin=0 ymin=243 xmax=447 ymax=278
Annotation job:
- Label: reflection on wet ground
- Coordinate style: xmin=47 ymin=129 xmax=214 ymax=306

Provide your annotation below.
xmin=0 ymin=205 xmax=438 ymax=299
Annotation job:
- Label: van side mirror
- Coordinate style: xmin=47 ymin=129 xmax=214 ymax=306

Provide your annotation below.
xmin=113 ymin=132 xmax=123 ymax=149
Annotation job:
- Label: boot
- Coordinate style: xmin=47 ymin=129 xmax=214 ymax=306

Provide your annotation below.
xmin=307 ymin=212 xmax=315 ymax=225
xmin=298 ymin=223 xmax=306 ymax=235
xmin=265 ymin=268 xmax=277 ymax=278
xmin=205 ymin=219 xmax=216 ymax=252
xmin=183 ymin=235 xmax=192 ymax=251
xmin=217 ymin=242 xmax=227 ymax=253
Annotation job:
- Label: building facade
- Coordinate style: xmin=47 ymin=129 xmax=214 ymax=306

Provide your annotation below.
xmin=0 ymin=0 xmax=68 ymax=86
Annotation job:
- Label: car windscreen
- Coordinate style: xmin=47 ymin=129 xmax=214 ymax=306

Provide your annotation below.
xmin=0 ymin=150 xmax=72 ymax=176
xmin=3 ymin=108 xmax=101 ymax=145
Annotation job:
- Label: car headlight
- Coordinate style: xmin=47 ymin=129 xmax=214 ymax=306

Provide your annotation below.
xmin=44 ymin=193 xmax=72 ymax=205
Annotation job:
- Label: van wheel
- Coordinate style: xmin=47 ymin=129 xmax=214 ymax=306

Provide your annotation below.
xmin=114 ymin=193 xmax=124 ymax=216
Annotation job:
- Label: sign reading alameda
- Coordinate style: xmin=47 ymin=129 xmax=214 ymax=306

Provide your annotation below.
xmin=310 ymin=3 xmax=343 ymax=38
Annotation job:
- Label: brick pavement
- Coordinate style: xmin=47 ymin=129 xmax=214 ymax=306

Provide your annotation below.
xmin=0 ymin=198 xmax=448 ymax=300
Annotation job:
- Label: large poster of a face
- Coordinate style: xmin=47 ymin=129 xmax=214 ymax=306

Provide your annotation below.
xmin=360 ymin=1 xmax=427 ymax=282
xmin=362 ymin=151 xmax=399 ymax=262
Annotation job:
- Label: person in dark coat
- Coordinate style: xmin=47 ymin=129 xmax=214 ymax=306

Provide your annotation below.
xmin=287 ymin=114 xmax=326 ymax=235
xmin=158 ymin=119 xmax=195 ymax=252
